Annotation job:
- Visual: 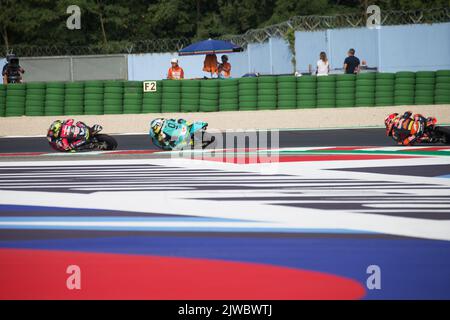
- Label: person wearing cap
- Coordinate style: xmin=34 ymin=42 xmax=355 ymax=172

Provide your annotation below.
xmin=218 ymin=55 xmax=231 ymax=78
xmin=167 ymin=58 xmax=184 ymax=80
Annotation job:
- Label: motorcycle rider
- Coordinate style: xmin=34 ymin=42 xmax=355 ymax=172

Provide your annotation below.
xmin=149 ymin=118 xmax=190 ymax=150
xmin=46 ymin=119 xmax=102 ymax=151
xmin=385 ymin=111 xmax=436 ymax=145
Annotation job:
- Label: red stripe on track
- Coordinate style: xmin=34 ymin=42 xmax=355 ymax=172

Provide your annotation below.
xmin=105 ymin=150 xmax=158 ymax=155
xmin=200 ymin=154 xmax=421 ymax=164
xmin=0 ymin=152 xmax=46 ymax=157
xmin=0 ymin=248 xmax=365 ymax=300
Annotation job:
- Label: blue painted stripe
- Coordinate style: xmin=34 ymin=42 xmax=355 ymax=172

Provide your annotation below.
xmin=0 ymin=216 xmax=238 ymax=222
xmin=0 ymin=224 xmax=375 ymax=234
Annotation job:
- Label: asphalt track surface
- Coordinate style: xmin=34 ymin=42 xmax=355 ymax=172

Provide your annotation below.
xmin=1 ymin=128 xmax=398 ymax=153
xmin=1 ymin=127 xmax=450 ymax=300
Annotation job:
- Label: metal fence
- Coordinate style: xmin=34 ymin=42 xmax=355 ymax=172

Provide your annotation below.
xmin=223 ymin=7 xmax=450 ymax=47
xmin=1 ymin=39 xmax=190 ymax=58
xmin=20 ymin=55 xmax=128 ymax=82
xmin=1 ymin=8 xmax=449 ymax=57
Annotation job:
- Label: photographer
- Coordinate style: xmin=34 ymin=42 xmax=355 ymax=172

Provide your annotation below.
xmin=2 ymin=54 xmax=25 ymax=84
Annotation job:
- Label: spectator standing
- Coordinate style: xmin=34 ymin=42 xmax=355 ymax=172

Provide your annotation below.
xmin=343 ymin=48 xmax=360 ymax=74
xmin=316 ymin=51 xmax=329 ymax=76
xmin=218 ymin=55 xmax=231 ymax=78
xmin=167 ymin=58 xmax=184 ymax=80
xmin=203 ymin=54 xmax=218 ymax=77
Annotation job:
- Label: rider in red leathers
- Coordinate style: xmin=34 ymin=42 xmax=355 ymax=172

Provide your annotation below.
xmin=47 ymin=119 xmax=101 ymax=152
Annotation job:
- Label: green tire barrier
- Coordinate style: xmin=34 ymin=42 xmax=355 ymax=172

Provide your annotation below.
xmin=258 ymin=77 xmax=276 ymax=110
xmin=239 ymin=78 xmax=257 ymax=111
xmin=219 ymin=79 xmax=239 ymax=111
xmin=26 ymin=82 xmax=46 ymax=116
xmin=0 ymin=71 xmax=448 ymax=117
xmin=199 ymin=80 xmax=219 ymax=112
xmin=6 ymin=84 xmax=26 ymax=116
xmin=82 ymin=80 xmax=106 ymax=115
xmin=103 ymin=80 xmax=123 ymax=114
xmin=435 ymin=71 xmax=450 ymax=104
xmin=0 ymin=85 xmax=6 ymax=116
xmin=317 ymin=76 xmax=335 ymax=108
xmin=394 ymin=72 xmax=415 ymax=105
xmin=336 ymin=74 xmax=355 ymax=108
xmin=297 ymin=79 xmax=317 ymax=108
xmin=277 ymin=77 xmax=297 ymax=110
xmin=141 ymin=80 xmax=162 ymax=114
xmin=83 ymin=81 xmax=103 ymax=115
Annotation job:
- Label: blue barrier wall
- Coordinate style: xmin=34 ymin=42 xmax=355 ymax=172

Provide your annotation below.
xmin=378 ymin=23 xmax=450 ymax=72
xmin=127 ymin=22 xmax=449 ymax=80
xmin=128 ymin=37 xmax=293 ymax=80
xmin=295 ymin=22 xmax=450 ymax=73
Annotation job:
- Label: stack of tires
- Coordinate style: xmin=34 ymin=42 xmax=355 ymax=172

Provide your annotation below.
xmin=199 ymin=80 xmax=219 ymax=112
xmin=335 ymin=74 xmax=356 ymax=108
xmin=435 ymin=70 xmax=450 ymax=105
xmin=161 ymin=80 xmax=180 ymax=113
xmin=297 ymin=76 xmax=316 ymax=109
xmin=238 ymin=77 xmax=258 ymax=111
xmin=0 ymin=84 xmax=5 ymax=116
xmin=103 ymin=81 xmax=124 ymax=114
xmin=277 ymin=76 xmax=296 ymax=109
xmin=257 ymin=76 xmax=277 ymax=110
xmin=317 ymin=75 xmax=336 ymax=108
xmin=394 ymin=71 xmax=415 ymax=106
xmin=355 ymin=74 xmax=376 ymax=107
xmin=181 ymin=80 xmax=200 ymax=112
xmin=64 ymin=82 xmax=84 ymax=115
xmin=83 ymin=81 xmax=104 ymax=115
xmin=123 ymin=81 xmax=143 ymax=114
xmin=5 ymin=84 xmax=26 ymax=116
xmin=414 ymin=71 xmax=435 ymax=105
xmin=219 ymin=79 xmax=239 ymax=111
xmin=45 ymin=82 xmax=64 ymax=116
xmin=25 ymin=82 xmax=46 ymax=116
xmin=375 ymin=73 xmax=395 ymax=106
xmin=143 ymin=80 xmax=162 ymax=113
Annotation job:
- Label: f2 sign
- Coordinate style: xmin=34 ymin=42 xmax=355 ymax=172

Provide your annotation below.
xmin=143 ymin=81 xmax=157 ymax=92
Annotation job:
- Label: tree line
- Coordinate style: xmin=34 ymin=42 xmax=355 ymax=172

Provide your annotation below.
xmin=0 ymin=0 xmax=447 ymax=49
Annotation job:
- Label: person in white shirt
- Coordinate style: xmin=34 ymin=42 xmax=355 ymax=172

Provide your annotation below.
xmin=316 ymin=51 xmax=330 ymax=76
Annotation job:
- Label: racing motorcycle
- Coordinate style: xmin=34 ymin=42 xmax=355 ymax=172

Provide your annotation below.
xmin=49 ymin=123 xmax=118 ymax=152
xmin=422 ymin=120 xmax=450 ymax=144
xmin=82 ymin=130 xmax=118 ymax=151
xmin=150 ymin=119 xmax=215 ymax=151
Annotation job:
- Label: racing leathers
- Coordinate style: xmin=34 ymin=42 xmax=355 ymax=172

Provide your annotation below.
xmin=49 ymin=119 xmax=90 ymax=151
xmin=150 ymin=118 xmax=189 ymax=150
xmin=389 ymin=111 xmax=427 ymax=146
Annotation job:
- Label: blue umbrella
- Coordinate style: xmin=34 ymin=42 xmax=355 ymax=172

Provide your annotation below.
xmin=178 ymin=39 xmax=243 ymax=56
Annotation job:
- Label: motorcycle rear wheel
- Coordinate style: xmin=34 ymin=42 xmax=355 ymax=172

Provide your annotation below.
xmin=434 ymin=126 xmax=450 ymax=144
xmin=94 ymin=134 xmax=118 ymax=150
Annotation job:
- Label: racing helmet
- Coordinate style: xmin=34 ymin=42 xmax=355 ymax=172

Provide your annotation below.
xmin=150 ymin=118 xmax=164 ymax=136
xmin=47 ymin=120 xmax=63 ymax=141
xmin=384 ymin=113 xmax=398 ymax=136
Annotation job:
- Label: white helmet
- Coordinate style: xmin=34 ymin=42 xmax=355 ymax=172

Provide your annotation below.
xmin=171 ymin=58 xmax=178 ymax=64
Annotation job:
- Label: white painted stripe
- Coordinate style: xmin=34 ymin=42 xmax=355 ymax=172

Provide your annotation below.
xmin=366 ymin=204 xmax=450 ymax=208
